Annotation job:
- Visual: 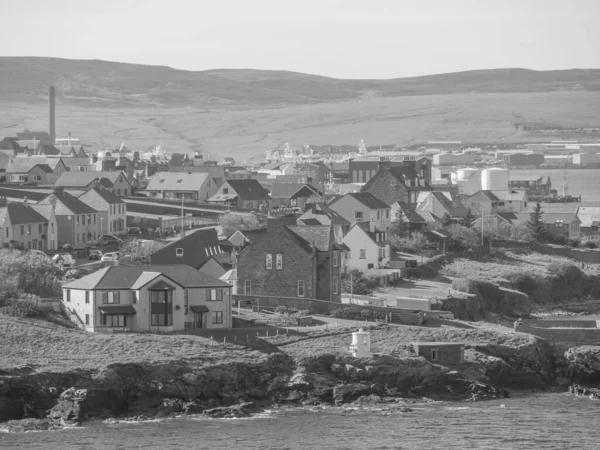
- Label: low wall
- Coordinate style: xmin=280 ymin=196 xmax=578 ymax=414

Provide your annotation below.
xmin=496 ymin=239 xmax=600 ymax=264
xmin=37 ymin=297 xmax=62 ymax=312
xmin=520 ymin=318 xmax=599 ymax=328
xmin=516 ymin=324 xmax=600 ymax=346
xmin=232 ymin=294 xmax=422 ymax=325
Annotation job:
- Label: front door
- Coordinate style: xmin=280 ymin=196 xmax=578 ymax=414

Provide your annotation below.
xmin=194 ymin=312 xmax=206 ymax=329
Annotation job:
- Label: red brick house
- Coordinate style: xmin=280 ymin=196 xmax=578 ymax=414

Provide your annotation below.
xmin=360 ymin=158 xmax=432 ymax=206
xmin=236 ymin=215 xmax=346 ymax=302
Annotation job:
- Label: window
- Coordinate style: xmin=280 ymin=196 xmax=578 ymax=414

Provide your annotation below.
xmin=333 ymin=276 xmax=338 ymax=294
xmin=555 ymin=220 xmax=563 ymax=228
xmin=87 ymin=215 xmax=91 ymax=225
xmin=176 ymin=248 xmax=184 ymax=257
xmin=33 ymin=175 xmax=42 ymax=182
xmin=117 ymin=189 xmax=121 ymax=195
xmin=85 ymin=291 xmax=90 ymax=304
xmin=94 ymin=215 xmax=96 ymax=225
xmin=76 ymin=216 xmax=80 ymax=225
xmin=385 ymin=210 xmax=389 ymax=219
xmin=38 ymin=224 xmax=43 ymax=234
xmin=244 ymin=280 xmax=251 ymax=295
xmin=124 ymin=190 xmax=128 ymax=196
xmin=223 ymin=188 xmax=229 ymax=194
xmin=276 ymin=253 xmax=283 ymax=270
xmin=132 ymin=291 xmax=138 ymax=304
xmin=359 ymin=249 xmax=366 ymax=259
xmin=208 ymin=288 xmax=223 ymax=301
xmin=184 ymin=289 xmax=188 ymax=314
xmin=266 ymin=253 xmax=272 ymax=269
xmin=85 ymin=314 xmax=90 ymax=325
xmin=431 ymin=349 xmax=439 ymax=362
xmin=297 ymin=280 xmax=305 ymax=297
xmin=102 ymin=291 xmax=120 ymax=304
xmin=355 ymin=211 xmax=364 ymax=221
xmin=66 ymin=290 xmax=71 ymax=302
xmin=5 ymin=227 xmax=8 ymax=238
xmin=212 ymin=311 xmax=223 ymax=324
xmin=102 ymin=315 xmax=126 ymax=327
xmin=332 ymin=252 xmax=338 ymax=267
xmin=377 ymin=211 xmax=380 ymax=220
xmin=20 ymin=225 xmax=24 ymax=235
xmin=151 ymin=290 xmax=173 ymax=326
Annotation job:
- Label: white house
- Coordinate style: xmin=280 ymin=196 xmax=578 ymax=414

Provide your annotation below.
xmin=329 ymin=192 xmax=391 ymax=232
xmin=342 ymin=222 xmax=391 ymax=272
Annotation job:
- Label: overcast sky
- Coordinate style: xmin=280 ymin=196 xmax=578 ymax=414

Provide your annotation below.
xmin=2 ymin=0 xmax=599 ymax=79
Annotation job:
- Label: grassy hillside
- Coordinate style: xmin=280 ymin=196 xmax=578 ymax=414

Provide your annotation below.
xmin=1 ymin=57 xmax=600 ymax=159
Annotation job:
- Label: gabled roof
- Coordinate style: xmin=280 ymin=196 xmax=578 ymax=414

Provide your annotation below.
xmin=393 ymin=201 xmax=426 ymax=223
xmin=38 ymin=191 xmax=97 ymax=215
xmin=286 ymin=225 xmax=345 ymax=252
xmin=29 ymin=164 xmax=53 ymax=174
xmin=146 ymin=172 xmax=209 ymax=192
xmin=0 ymin=202 xmax=48 ymax=225
xmin=63 ymin=265 xmax=230 ymax=290
xmin=55 ymin=171 xmax=129 ymax=188
xmin=354 ymin=222 xmax=389 ymax=247
xmin=224 ymin=179 xmax=271 ymax=201
xmin=149 ymin=228 xmax=222 ymax=269
xmin=471 ymin=190 xmax=500 ymax=201
xmin=333 ymin=192 xmax=390 ymax=210
xmin=511 ymin=212 xmax=580 ymax=225
xmin=576 ymin=207 xmax=600 ymax=227
xmin=79 ymin=186 xmax=125 ymax=204
xmin=388 ymin=166 xmax=419 ymax=182
xmin=509 ymin=173 xmax=544 ymax=181
xmin=269 ymin=183 xmax=320 ymax=199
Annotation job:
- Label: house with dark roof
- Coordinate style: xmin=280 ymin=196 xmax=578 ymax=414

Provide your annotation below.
xmin=295 ymin=161 xmax=331 ymax=184
xmin=463 ymin=190 xmax=527 ymax=215
xmin=55 ymin=170 xmax=132 ymax=196
xmin=37 ymin=188 xmax=100 ymax=247
xmin=510 ymin=211 xmax=581 ymax=240
xmin=150 ymin=228 xmax=224 ymax=271
xmin=5 ymin=157 xmax=68 ymax=184
xmin=237 ymin=215 xmax=346 ymax=302
xmin=0 ymin=137 xmax=20 ymax=156
xmin=78 ymin=187 xmax=127 ymax=236
xmin=390 ymin=201 xmax=427 ymax=234
xmin=343 ymin=222 xmax=390 ymax=272
xmin=416 ymin=191 xmax=467 ymax=220
xmin=270 ymin=183 xmax=321 ymax=209
xmin=208 ymin=179 xmax=272 ymax=210
xmin=145 ymin=171 xmax=219 ymax=201
xmin=297 ymin=203 xmax=351 ymax=234
xmin=62 ymin=265 xmax=232 ymax=332
xmin=329 ymin=192 xmax=391 ymax=232
xmin=197 ymin=252 xmax=234 ymax=281
xmin=508 ymin=174 xmax=552 ymax=197
xmin=359 ymin=158 xmax=432 ymax=206
xmin=0 ymin=198 xmax=57 ymax=251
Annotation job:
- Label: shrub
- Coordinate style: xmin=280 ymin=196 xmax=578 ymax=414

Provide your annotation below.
xmin=546 ymin=262 xmax=584 ymax=285
xmin=451 ymin=278 xmax=478 ymax=294
xmin=341 ymin=270 xmax=380 ymax=295
xmin=451 ymin=278 xmax=501 ymax=302
xmin=0 ymin=296 xmax=38 ymax=318
xmin=273 ymin=306 xmax=310 ymax=317
xmin=331 ymin=307 xmax=386 ymax=321
xmin=552 ymin=235 xmax=567 ymax=245
xmin=566 ymin=238 xmax=581 ymax=248
xmin=504 ymin=272 xmax=538 ymax=295
xmin=582 ymin=241 xmax=598 ymax=249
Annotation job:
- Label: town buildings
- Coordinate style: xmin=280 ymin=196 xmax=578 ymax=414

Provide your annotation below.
xmin=55 ymin=171 xmax=133 ymax=196
xmin=343 ymin=222 xmax=390 ymax=271
xmin=576 ymin=207 xmax=600 ymax=237
xmin=508 ymin=174 xmax=552 ymax=197
xmin=77 ymin=187 xmax=127 ymax=236
xmin=0 ymin=198 xmax=57 ymax=251
xmin=145 ymin=172 xmax=220 ymax=201
xmin=62 ymin=265 xmax=232 ymax=332
xmin=208 ymin=179 xmax=272 ymax=210
xmin=329 ymin=192 xmax=391 ymax=232
xmin=150 ymin=228 xmax=224 ymax=270
xmin=270 ymin=183 xmax=321 ymax=209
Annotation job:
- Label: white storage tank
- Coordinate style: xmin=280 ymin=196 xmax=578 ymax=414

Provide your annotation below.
xmin=481 ymin=168 xmax=509 ymax=191
xmin=350 ymin=329 xmax=372 ymax=357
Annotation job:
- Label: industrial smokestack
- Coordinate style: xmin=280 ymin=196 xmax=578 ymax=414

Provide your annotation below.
xmin=48 ymin=86 xmax=56 ymax=144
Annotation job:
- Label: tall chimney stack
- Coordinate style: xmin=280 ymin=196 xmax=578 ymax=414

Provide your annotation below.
xmin=48 ymin=86 xmax=56 ymax=144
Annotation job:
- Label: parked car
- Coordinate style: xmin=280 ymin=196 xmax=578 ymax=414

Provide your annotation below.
xmin=61 ymin=244 xmax=73 ymax=252
xmin=127 ymin=227 xmax=142 ymax=235
xmin=89 ymin=249 xmax=103 ymax=260
xmin=99 ymin=235 xmax=123 ymax=245
xmin=52 ymin=253 xmax=75 ymax=268
xmin=101 ymin=252 xmax=119 ymax=262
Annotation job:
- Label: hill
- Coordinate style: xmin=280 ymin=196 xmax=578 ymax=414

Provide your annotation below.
xmin=1 ymin=57 xmax=600 ymax=159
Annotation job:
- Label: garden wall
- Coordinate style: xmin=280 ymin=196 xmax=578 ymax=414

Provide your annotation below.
xmin=520 ymin=318 xmax=599 ymax=328
xmin=516 ymin=324 xmax=600 ymax=346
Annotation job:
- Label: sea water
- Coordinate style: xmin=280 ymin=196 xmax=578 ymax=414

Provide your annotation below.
xmin=2 ymin=394 xmax=599 ymax=449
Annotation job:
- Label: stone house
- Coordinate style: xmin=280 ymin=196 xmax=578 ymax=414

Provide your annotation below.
xmin=150 ymin=228 xmax=224 ymax=269
xmin=208 ymin=179 xmax=272 ymax=210
xmin=295 ymin=161 xmax=331 ymax=184
xmin=145 ymin=171 xmax=219 ymax=201
xmin=298 ymin=203 xmax=351 ymax=234
xmin=359 ymin=158 xmax=432 ymax=206
xmin=62 ymin=265 xmax=232 ymax=333
xmin=329 ymin=192 xmax=391 ymax=232
xmin=236 ymin=215 xmax=346 ymax=302
xmin=343 ymin=222 xmax=390 ymax=272
xmin=77 ymin=187 xmax=127 ymax=236
xmin=412 ymin=342 xmax=465 ymax=365
xmin=55 ymin=170 xmax=133 ymax=196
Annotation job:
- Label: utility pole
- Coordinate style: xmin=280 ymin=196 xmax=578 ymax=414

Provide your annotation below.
xmin=350 ymin=271 xmax=353 ymax=303
xmin=481 ymin=206 xmax=485 ymax=248
xmin=180 ymin=196 xmax=185 ymax=240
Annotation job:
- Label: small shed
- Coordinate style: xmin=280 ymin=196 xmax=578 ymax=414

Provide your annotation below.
xmin=413 ymin=342 xmax=464 ymax=365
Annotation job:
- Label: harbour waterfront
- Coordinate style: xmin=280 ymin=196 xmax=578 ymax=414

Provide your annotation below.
xmin=2 ymin=394 xmax=600 ymax=450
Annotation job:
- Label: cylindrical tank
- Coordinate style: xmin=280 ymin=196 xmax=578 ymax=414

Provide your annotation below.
xmin=350 ymin=328 xmax=372 ymax=357
xmin=481 ymin=168 xmax=510 ymax=191
xmin=457 ymin=168 xmax=478 ymax=180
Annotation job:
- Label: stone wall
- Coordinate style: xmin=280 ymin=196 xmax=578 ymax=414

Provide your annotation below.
xmin=414 ymin=343 xmax=465 ymax=365
xmin=520 ymin=319 xmax=598 ymax=329
xmin=516 ymin=325 xmax=600 ymax=346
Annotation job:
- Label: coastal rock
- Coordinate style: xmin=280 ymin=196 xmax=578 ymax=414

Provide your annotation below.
xmin=333 ymin=383 xmax=372 ymax=405
xmin=568 ymin=384 xmax=600 ymax=399
xmin=203 ymin=402 xmax=257 ymax=419
xmin=287 ymin=370 xmax=312 ymax=391
xmin=564 ymin=347 xmax=600 ymax=383
xmin=47 ymin=388 xmax=88 ymax=426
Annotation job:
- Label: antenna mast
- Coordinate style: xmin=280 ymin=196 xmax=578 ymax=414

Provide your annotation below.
xmin=561 ymin=162 xmax=568 ymax=197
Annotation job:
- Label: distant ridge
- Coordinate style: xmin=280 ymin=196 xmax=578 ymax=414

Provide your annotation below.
xmin=1 ymin=57 xmax=599 ymax=107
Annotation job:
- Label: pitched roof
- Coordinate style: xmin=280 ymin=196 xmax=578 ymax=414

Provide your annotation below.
xmin=0 ymin=202 xmax=48 ymax=225
xmin=29 ymin=164 xmax=53 ymax=174
xmin=79 ymin=186 xmax=125 ymax=204
xmin=576 ymin=207 xmax=600 ymax=227
xmin=269 ymin=183 xmax=320 ymax=199
xmin=388 ymin=166 xmax=419 ymax=183
xmin=475 ymin=190 xmax=500 ymax=201
xmin=38 ymin=191 xmax=97 ymax=215
xmin=286 ymin=225 xmax=335 ymax=252
xmin=394 ymin=201 xmax=426 ymax=223
xmin=511 ymin=212 xmax=580 ymax=225
xmin=55 ymin=171 xmax=129 ymax=188
xmin=355 ymin=222 xmax=389 ymax=246
xmin=63 ymin=265 xmax=230 ymax=290
xmin=146 ymin=171 xmax=209 ymax=192
xmin=149 ymin=228 xmax=223 ymax=269
xmin=344 ymin=192 xmax=390 ymax=210
xmin=225 ymin=179 xmax=271 ymax=201
xmin=509 ymin=173 xmax=544 ymax=181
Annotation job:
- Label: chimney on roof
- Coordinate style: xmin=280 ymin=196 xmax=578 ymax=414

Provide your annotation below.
xmin=23 ymin=196 xmax=27 ymax=206
xmin=378 ymin=156 xmax=390 ymax=170
xmin=49 ymin=86 xmax=56 ymax=144
xmin=53 ymin=186 xmax=64 ymax=196
xmin=369 ymin=219 xmax=375 ymax=233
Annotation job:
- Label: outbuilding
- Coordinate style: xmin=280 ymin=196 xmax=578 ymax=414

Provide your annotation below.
xmin=412 ymin=342 xmax=465 ymax=365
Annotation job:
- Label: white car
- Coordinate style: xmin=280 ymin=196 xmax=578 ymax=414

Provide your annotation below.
xmin=101 ymin=252 xmax=120 ymax=262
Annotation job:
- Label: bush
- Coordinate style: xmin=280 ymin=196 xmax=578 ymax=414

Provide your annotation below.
xmin=451 ymin=278 xmax=501 ymax=302
xmin=504 ymin=272 xmax=538 ymax=295
xmin=341 ymin=270 xmax=380 ymax=295
xmin=331 ymin=307 xmax=387 ymax=321
xmin=273 ymin=305 xmax=310 ymax=317
xmin=0 ymin=295 xmax=38 ymax=318
xmin=546 ymin=262 xmax=584 ymax=284
xmin=552 ymin=235 xmax=567 ymax=245
xmin=582 ymin=241 xmax=598 ymax=249
xmin=566 ymin=238 xmax=581 ymax=248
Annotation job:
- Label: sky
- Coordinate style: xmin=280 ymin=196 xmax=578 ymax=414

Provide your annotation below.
xmin=2 ymin=0 xmax=600 ymax=79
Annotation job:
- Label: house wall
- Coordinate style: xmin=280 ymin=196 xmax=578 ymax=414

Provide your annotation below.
xmin=109 ymin=174 xmax=132 ymax=196
xmin=55 ymin=213 xmax=100 ymax=247
xmin=3 ymin=218 xmax=49 ymax=251
xmin=237 ymin=224 xmax=316 ymax=300
xmin=546 ymin=220 xmax=581 ymax=239
xmin=343 ymin=226 xmax=379 ymax=272
xmin=199 ymin=258 xmax=227 ymax=280
xmin=414 ymin=344 xmax=465 ymax=365
xmin=315 ymin=250 xmax=341 ymax=302
xmin=79 ymin=190 xmax=127 ymax=236
xmin=28 ymin=166 xmax=52 ymax=185
xmin=63 ymin=288 xmax=96 ymax=331
xmin=330 ymin=196 xmax=390 ymax=231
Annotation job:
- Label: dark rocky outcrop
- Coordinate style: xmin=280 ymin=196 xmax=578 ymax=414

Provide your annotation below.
xmin=563 ymin=346 xmax=600 ymax=383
